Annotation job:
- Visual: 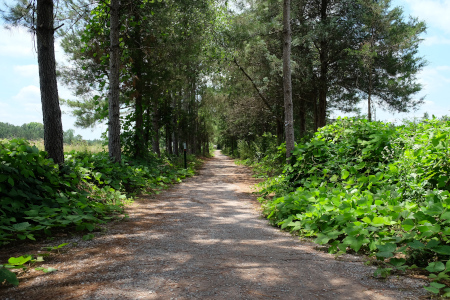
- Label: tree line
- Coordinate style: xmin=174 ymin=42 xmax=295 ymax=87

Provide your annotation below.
xmin=1 ymin=0 xmax=425 ymax=164
xmin=0 ymin=122 xmax=99 ymax=145
xmin=214 ymin=0 xmax=425 ymax=157
xmin=0 ymin=122 xmax=44 ymax=141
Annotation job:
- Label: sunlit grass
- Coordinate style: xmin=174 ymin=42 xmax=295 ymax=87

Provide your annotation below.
xmin=2 ymin=139 xmax=106 ymax=153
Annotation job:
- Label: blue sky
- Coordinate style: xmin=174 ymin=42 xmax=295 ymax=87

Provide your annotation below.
xmin=0 ymin=0 xmax=449 ymax=140
xmin=0 ymin=24 xmax=106 ymax=140
xmin=338 ymin=0 xmax=450 ymax=123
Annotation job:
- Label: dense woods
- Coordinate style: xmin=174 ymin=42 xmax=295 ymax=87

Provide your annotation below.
xmin=4 ymin=0 xmax=450 ymax=296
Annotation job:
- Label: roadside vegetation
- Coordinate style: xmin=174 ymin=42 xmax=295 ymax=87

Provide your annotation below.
xmin=224 ymin=117 xmax=450 ymax=296
xmin=0 ymin=138 xmax=202 ymax=286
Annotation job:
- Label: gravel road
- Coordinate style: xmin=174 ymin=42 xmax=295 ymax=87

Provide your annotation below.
xmin=0 ymin=151 xmax=430 ymax=300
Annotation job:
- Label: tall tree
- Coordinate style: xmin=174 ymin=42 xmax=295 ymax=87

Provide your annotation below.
xmin=37 ymin=0 xmax=64 ymax=165
xmin=283 ymin=0 xmax=295 ymax=159
xmin=349 ymin=0 xmax=426 ymax=119
xmin=2 ymin=0 xmax=64 ymax=164
xmin=108 ymin=0 xmax=122 ymax=162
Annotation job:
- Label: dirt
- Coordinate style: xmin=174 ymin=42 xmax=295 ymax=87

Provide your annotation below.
xmin=0 ymin=150 xmax=431 ymax=300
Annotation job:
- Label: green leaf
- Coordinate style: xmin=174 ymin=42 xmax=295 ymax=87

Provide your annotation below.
xmin=377 ymin=243 xmax=397 ymax=253
xmin=426 ymin=261 xmax=446 ymax=273
xmin=0 ymin=174 xmax=7 ymax=182
xmin=57 ymin=243 xmax=69 ymax=249
xmin=376 ymin=251 xmax=394 ymax=258
xmin=8 ymin=255 xmax=32 ymax=266
xmin=388 ymin=258 xmax=406 ymax=267
xmin=12 ymin=222 xmax=31 ymax=232
xmin=35 ymin=267 xmax=57 ymax=273
xmin=430 ymin=282 xmax=446 ymax=289
xmin=8 ymin=177 xmax=14 ymax=186
xmin=424 ymin=286 xmax=440 ymax=294
xmin=408 ymin=240 xmax=425 ymax=249
xmin=401 ymin=219 xmax=415 ymax=231
xmin=441 ymin=212 xmax=450 ymax=220
xmin=315 ymin=233 xmax=330 ymax=245
xmin=0 ymin=267 xmax=19 ymax=286
xmin=371 ymin=217 xmax=386 ymax=226
xmin=341 ymin=170 xmax=350 ymax=180
xmin=83 ymin=234 xmax=94 ymax=241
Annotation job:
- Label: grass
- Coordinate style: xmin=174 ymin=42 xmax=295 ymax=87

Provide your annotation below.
xmin=27 ymin=139 xmax=107 ymax=153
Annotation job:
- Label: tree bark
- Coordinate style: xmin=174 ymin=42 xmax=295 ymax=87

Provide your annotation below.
xmin=133 ymin=11 xmax=145 ymax=158
xmin=368 ymin=71 xmax=372 ymax=122
xmin=276 ymin=118 xmax=283 ymax=146
xmin=317 ymin=0 xmax=329 ymax=129
xmin=298 ymin=93 xmax=306 ymax=137
xmin=152 ymin=98 xmax=161 ymax=157
xmin=108 ymin=0 xmax=122 ymax=162
xmin=144 ymin=102 xmax=151 ymax=149
xmin=173 ymin=94 xmax=180 ymax=157
xmin=282 ymin=0 xmax=295 ymax=160
xmin=36 ymin=0 xmax=64 ymax=165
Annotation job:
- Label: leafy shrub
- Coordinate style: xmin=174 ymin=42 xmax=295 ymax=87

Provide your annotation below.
xmin=234 ymin=133 xmax=285 ymax=177
xmin=0 ymin=139 xmax=113 ymax=245
xmin=0 ymin=139 xmax=196 ymax=246
xmin=258 ymin=118 xmax=450 ymax=296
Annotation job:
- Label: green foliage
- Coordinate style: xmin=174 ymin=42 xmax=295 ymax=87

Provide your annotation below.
xmin=0 ymin=139 xmax=196 ymax=246
xmin=0 ymin=243 xmax=69 ymax=286
xmin=0 ymin=265 xmax=19 ymax=286
xmin=0 ymin=122 xmax=44 ymax=140
xmin=258 ymin=117 xmax=450 ymax=295
xmin=227 ymin=133 xmax=285 ymax=177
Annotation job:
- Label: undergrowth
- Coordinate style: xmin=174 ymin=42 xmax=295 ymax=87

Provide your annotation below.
xmin=254 ymin=117 xmax=450 ymax=296
xmin=0 ymin=139 xmax=200 ymax=286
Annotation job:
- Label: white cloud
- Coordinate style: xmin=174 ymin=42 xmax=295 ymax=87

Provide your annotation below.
xmin=13 ymin=64 xmax=39 ymax=79
xmin=416 ymin=65 xmax=450 ymax=92
xmin=0 ymin=27 xmax=36 ymax=58
xmin=436 ymin=66 xmax=450 ymax=71
xmin=403 ymin=0 xmax=450 ymax=34
xmin=423 ymin=35 xmax=450 ymax=46
xmin=11 ymin=85 xmax=41 ymax=112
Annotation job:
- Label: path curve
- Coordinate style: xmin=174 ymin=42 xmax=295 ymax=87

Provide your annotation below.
xmin=1 ymin=151 xmax=428 ymax=299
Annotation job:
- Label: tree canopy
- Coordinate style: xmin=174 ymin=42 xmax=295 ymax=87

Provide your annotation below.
xmin=2 ymin=0 xmax=426 ymax=160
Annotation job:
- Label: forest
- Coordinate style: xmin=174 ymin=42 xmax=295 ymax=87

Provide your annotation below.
xmin=1 ymin=0 xmax=449 ymax=296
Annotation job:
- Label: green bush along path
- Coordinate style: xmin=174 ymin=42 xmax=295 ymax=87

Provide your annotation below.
xmin=251 ymin=118 xmax=450 ymax=296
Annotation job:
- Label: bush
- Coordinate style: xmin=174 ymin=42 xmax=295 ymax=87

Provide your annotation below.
xmin=0 ymin=139 xmax=196 ymax=246
xmin=258 ymin=118 xmax=450 ymax=295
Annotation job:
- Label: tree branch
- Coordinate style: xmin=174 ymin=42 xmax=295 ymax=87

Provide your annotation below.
xmin=232 ymin=58 xmax=281 ymax=122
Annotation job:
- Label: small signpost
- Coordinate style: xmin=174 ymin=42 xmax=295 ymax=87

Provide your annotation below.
xmin=183 ymin=143 xmax=187 ymax=169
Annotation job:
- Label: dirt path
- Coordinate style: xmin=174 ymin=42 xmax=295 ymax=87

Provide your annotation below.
xmin=1 ymin=151 xmax=429 ymax=300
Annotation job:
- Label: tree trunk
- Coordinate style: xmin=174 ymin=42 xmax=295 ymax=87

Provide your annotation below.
xmin=298 ymin=93 xmax=306 ymax=137
xmin=133 ymin=12 xmax=145 ymax=158
xmin=368 ymin=27 xmax=375 ymax=122
xmin=173 ymin=95 xmax=180 ymax=157
xmin=144 ymin=102 xmax=151 ymax=149
xmin=108 ymin=0 xmax=122 ymax=162
xmin=283 ymin=0 xmax=295 ymax=160
xmin=276 ymin=118 xmax=283 ymax=145
xmin=368 ymin=72 xmax=372 ymax=122
xmin=152 ymin=98 xmax=161 ymax=157
xmin=317 ymin=0 xmax=329 ymax=129
xmin=166 ymin=125 xmax=173 ymax=155
xmin=36 ymin=0 xmax=64 ymax=165
xmin=318 ymin=84 xmax=327 ymax=128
